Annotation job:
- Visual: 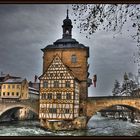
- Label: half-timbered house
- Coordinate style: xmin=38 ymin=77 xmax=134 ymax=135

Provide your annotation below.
xmin=39 ymin=54 xmax=80 ymax=120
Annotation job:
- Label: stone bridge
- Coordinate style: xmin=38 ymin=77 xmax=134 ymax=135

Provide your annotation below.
xmin=1 ymin=96 xmax=140 ymax=122
xmin=87 ymin=96 xmax=140 ymax=119
xmin=0 ymin=99 xmax=39 ymax=116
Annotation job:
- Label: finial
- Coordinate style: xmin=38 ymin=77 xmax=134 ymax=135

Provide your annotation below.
xmin=66 ymin=9 xmax=69 ymax=19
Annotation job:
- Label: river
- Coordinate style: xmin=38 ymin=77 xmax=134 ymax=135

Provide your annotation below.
xmin=0 ymin=112 xmax=140 ymax=136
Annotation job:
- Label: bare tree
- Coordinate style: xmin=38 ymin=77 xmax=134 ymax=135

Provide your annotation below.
xmin=112 ymin=80 xmax=121 ymax=96
xmin=112 ymin=72 xmax=138 ymax=96
xmin=72 ymin=4 xmax=140 ymax=65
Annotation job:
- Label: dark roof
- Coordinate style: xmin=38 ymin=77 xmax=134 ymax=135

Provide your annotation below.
xmin=41 ymin=39 xmax=89 ymax=51
xmin=54 ymin=38 xmax=78 ymax=45
xmin=0 ymin=77 xmax=5 ymax=82
xmin=0 ymin=74 xmax=21 ymax=82
xmin=0 ymin=78 xmax=25 ymax=84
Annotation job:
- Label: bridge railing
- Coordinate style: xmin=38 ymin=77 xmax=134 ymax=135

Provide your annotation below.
xmin=88 ymin=96 xmax=140 ymax=100
xmin=0 ymin=98 xmax=39 ymax=103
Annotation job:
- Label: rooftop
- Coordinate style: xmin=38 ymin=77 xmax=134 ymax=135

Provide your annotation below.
xmin=0 ymin=74 xmax=21 ymax=82
xmin=0 ymin=78 xmax=25 ymax=84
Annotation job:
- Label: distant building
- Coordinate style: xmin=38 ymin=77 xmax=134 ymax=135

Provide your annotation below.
xmin=0 ymin=78 xmax=28 ymax=101
xmin=28 ymin=76 xmax=39 ymax=101
xmin=0 ymin=73 xmax=21 ymax=98
xmin=29 ymin=87 xmax=39 ymax=101
xmin=28 ymin=81 xmax=39 ymax=91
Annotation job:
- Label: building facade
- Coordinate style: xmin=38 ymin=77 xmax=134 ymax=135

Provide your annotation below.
xmin=0 ymin=74 xmax=21 ymax=99
xmin=0 ymin=78 xmax=28 ymax=101
xmin=39 ymin=10 xmax=89 ymax=130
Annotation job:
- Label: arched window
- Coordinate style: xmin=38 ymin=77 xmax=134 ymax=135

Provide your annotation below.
xmin=71 ymin=55 xmax=77 ymax=63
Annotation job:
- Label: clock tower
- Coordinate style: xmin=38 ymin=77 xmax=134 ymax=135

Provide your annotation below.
xmin=39 ymin=10 xmax=90 ymax=130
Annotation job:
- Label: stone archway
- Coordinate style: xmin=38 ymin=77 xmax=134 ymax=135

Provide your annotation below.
xmin=86 ymin=97 xmax=140 ymax=123
xmin=0 ymin=105 xmax=38 ymax=117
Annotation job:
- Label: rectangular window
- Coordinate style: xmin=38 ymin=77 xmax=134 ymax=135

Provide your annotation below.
xmin=8 ymin=85 xmax=10 ymax=89
xmin=66 ymin=93 xmax=71 ymax=100
xmin=48 ymin=93 xmax=52 ymax=100
xmin=60 ymin=73 xmax=63 ymax=77
xmin=65 ymin=109 xmax=70 ymax=114
xmin=3 ymin=92 xmax=5 ymax=96
xmin=17 ymin=85 xmax=20 ymax=89
xmin=3 ymin=85 xmax=6 ymax=89
xmin=12 ymin=85 xmax=15 ymax=89
xmin=49 ymin=108 xmax=57 ymax=113
xmin=7 ymin=92 xmax=10 ymax=96
xmin=43 ymin=82 xmax=48 ymax=88
xmin=54 ymin=81 xmax=59 ymax=88
xmin=12 ymin=92 xmax=14 ymax=96
xmin=41 ymin=93 xmax=46 ymax=99
xmin=65 ymin=81 xmax=70 ymax=88
xmin=16 ymin=92 xmax=19 ymax=96
xmin=56 ymin=93 xmax=61 ymax=99
xmin=71 ymin=55 xmax=77 ymax=63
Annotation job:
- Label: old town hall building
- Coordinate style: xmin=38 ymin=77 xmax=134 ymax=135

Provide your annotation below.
xmin=39 ymin=10 xmax=90 ymax=130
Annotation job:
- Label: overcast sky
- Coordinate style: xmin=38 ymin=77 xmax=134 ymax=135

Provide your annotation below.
xmin=0 ymin=4 xmax=138 ymax=97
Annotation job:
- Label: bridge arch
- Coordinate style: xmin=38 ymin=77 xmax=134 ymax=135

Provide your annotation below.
xmin=94 ymin=104 xmax=140 ymax=115
xmin=0 ymin=104 xmax=38 ymax=117
xmin=87 ymin=97 xmax=140 ymax=121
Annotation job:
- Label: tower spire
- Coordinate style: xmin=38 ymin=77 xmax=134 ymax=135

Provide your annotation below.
xmin=62 ymin=7 xmax=73 ymax=39
xmin=66 ymin=9 xmax=69 ymax=19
